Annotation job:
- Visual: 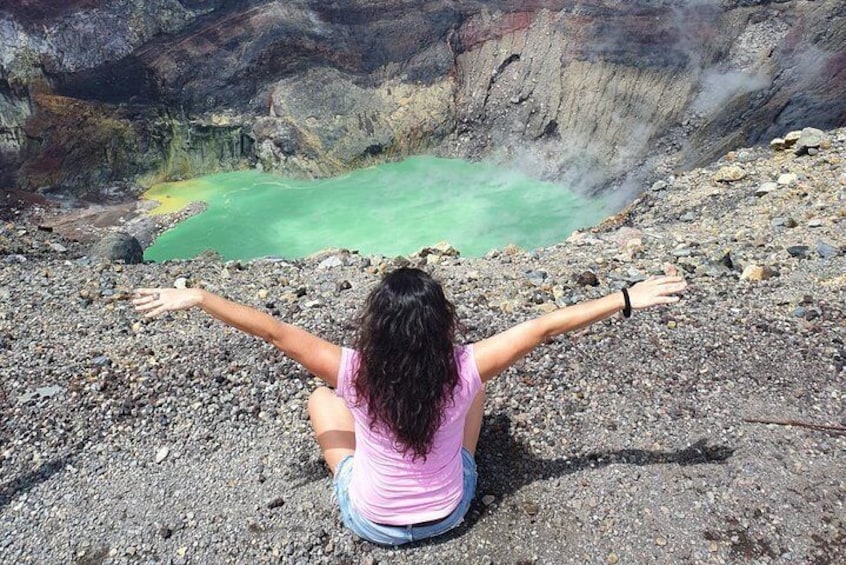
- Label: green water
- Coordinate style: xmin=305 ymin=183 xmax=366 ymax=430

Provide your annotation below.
xmin=143 ymin=156 xmax=608 ymax=261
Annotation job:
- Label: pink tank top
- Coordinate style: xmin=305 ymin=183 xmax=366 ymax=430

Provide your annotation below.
xmin=335 ymin=345 xmax=482 ymax=525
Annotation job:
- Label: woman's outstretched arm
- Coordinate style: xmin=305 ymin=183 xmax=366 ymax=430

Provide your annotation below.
xmin=133 ymin=288 xmax=342 ymax=386
xmin=473 ymin=275 xmax=687 ymax=382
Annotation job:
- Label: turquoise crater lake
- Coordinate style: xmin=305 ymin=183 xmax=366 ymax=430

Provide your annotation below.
xmin=143 ymin=156 xmax=608 ymax=262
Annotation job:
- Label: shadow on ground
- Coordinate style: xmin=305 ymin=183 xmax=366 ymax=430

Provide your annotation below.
xmin=419 ymin=412 xmax=736 ymax=548
xmin=0 ymin=449 xmax=79 ymax=510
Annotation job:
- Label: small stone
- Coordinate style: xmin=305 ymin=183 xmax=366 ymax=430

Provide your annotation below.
xmin=174 ymin=277 xmax=188 ymax=289
xmin=794 ymin=127 xmax=826 ymax=155
xmin=607 ymin=553 xmax=619 ymax=564
xmin=17 ymin=384 xmax=64 ymax=404
xmin=523 ymin=501 xmax=540 ymax=516
xmin=807 ymin=219 xmax=823 ymax=228
xmin=709 ymin=541 xmax=719 ymax=552
xmin=336 ymin=279 xmax=352 ymax=292
xmin=92 ymin=355 xmax=111 ymax=366
xmin=575 ymin=271 xmax=599 ymax=287
xmin=257 ymin=289 xmax=269 ymax=300
xmin=651 ymin=180 xmax=668 ymax=192
xmin=499 ymin=300 xmax=520 ymax=314
xmin=770 ymin=137 xmax=786 ymax=151
xmin=318 ymin=256 xmax=343 ymax=269
xmin=783 ymin=130 xmax=801 ymax=147
xmin=525 ymin=270 xmax=547 ymax=284
xmin=482 ymin=494 xmax=496 ymax=506
xmin=714 ymin=251 xmax=734 ymax=270
xmin=792 ymin=306 xmax=806 ymax=318
xmin=786 ymin=245 xmax=809 ymax=258
xmin=566 ymin=231 xmax=587 ymax=243
xmin=625 ymin=238 xmax=643 ymax=256
xmin=422 ymin=241 xmax=459 ymax=257
xmin=817 ymin=241 xmax=839 ymax=258
xmin=713 ymin=165 xmax=746 ymax=182
xmin=625 ymin=268 xmax=647 ymax=283
xmin=777 ymin=173 xmax=797 ymax=186
xmin=155 ymin=447 xmax=169 ymax=463
xmin=656 ymin=536 xmax=668 ymax=547
xmin=755 ymin=182 xmax=778 ymax=196
xmin=667 ymin=321 xmax=677 ymax=329
xmin=741 ymin=265 xmax=775 ymax=281
xmin=266 ymin=496 xmax=285 ymax=509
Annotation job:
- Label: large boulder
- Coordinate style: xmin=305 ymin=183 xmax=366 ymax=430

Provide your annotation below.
xmin=89 ymin=231 xmax=143 ymax=264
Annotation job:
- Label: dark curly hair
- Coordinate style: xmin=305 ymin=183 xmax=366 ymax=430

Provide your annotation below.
xmin=354 ymin=268 xmax=459 ymax=460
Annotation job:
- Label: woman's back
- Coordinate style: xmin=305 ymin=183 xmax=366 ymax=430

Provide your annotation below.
xmin=335 ymin=344 xmax=482 ymax=525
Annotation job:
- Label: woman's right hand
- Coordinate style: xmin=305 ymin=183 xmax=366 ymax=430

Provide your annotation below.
xmin=626 ymin=276 xmax=687 ymax=310
xmin=133 ymin=288 xmax=204 ymax=318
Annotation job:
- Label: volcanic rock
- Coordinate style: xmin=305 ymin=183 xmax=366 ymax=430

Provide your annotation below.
xmin=89 ymin=232 xmax=143 ymax=264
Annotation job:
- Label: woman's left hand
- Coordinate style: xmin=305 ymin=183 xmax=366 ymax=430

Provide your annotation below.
xmin=133 ymin=288 xmax=203 ymax=318
xmin=627 ymin=275 xmax=687 ymax=310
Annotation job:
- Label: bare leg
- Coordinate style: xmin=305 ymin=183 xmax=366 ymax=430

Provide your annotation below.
xmin=462 ymin=387 xmax=485 ymax=456
xmin=307 ymin=386 xmax=356 ymax=475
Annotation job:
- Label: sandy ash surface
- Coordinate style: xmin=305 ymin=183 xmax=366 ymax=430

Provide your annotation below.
xmin=1 ymin=131 xmax=845 ymax=564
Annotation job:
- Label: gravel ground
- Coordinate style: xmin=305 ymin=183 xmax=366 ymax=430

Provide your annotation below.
xmin=1 ymin=129 xmax=844 ymax=564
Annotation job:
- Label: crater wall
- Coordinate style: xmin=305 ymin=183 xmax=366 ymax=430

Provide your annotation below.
xmin=1 ymin=0 xmax=844 ymax=199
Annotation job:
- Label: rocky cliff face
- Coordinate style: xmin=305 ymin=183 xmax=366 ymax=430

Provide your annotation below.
xmin=449 ymin=1 xmax=846 ymax=197
xmin=1 ymin=1 xmax=845 ymax=199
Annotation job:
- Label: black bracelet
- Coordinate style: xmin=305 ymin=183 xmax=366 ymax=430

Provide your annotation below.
xmin=621 ymin=288 xmax=632 ymax=318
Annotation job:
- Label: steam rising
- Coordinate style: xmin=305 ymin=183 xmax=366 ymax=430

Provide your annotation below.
xmin=692 ymin=69 xmax=771 ymax=114
xmin=462 ymin=0 xmax=845 ymax=210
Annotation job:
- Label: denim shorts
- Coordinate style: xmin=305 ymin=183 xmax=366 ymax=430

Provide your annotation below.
xmin=333 ymin=448 xmax=477 ymax=545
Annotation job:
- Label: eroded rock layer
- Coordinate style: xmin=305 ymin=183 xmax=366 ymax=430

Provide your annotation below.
xmin=1 ymin=1 xmax=845 ymax=197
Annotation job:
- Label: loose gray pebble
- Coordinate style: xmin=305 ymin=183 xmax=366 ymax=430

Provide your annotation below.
xmin=266 ymin=496 xmax=285 ymax=510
